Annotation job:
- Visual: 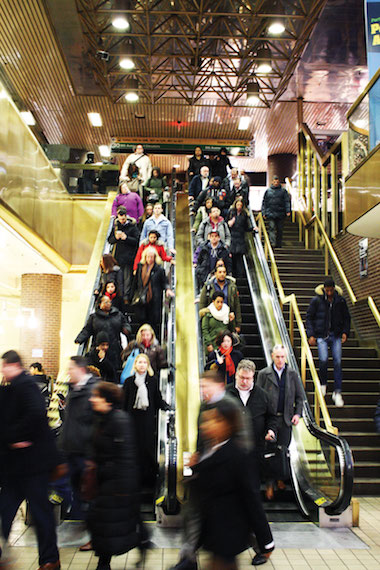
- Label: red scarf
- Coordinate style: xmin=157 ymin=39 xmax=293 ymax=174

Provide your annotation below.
xmin=105 ymin=291 xmax=116 ymax=300
xmin=220 ymin=346 xmax=235 ymax=376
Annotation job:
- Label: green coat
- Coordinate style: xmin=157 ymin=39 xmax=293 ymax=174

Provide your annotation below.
xmin=199 ymin=278 xmax=242 ymax=328
xmin=201 ymin=309 xmax=232 ymax=349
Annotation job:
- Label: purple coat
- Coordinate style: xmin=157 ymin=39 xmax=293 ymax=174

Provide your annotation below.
xmin=111 ymin=193 xmax=144 ymax=220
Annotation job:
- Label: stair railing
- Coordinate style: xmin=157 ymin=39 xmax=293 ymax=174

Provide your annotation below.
xmin=287 ymin=179 xmax=380 ymax=331
xmin=256 ymin=212 xmax=337 ymax=434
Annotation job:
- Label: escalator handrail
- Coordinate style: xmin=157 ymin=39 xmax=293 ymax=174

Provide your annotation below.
xmin=245 ymin=210 xmax=354 ymax=515
xmin=189 ymin=212 xmax=206 ymax=375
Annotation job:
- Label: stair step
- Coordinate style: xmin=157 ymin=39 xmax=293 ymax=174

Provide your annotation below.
xmin=351 ymin=447 xmax=380 ymax=461
xmin=353 ymin=479 xmax=380 ymax=495
xmin=337 ymin=433 xmax=380 ymax=446
xmin=326 ymin=405 xmax=379 ymax=418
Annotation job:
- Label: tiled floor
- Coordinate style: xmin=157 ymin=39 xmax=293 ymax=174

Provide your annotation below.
xmin=5 ymin=497 xmax=380 ymax=569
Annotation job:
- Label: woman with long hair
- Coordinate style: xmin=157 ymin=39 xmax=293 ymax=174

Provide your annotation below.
xmin=227 ymin=197 xmax=252 ymax=278
xmin=206 ymin=330 xmax=243 ymax=385
xmin=95 ymin=254 xmax=123 ymax=299
xmin=131 ymin=246 xmax=174 ymax=336
xmin=122 ymin=323 xmax=167 ymax=375
xmin=100 ymin=280 xmax=124 ymax=313
xmin=122 ymin=354 xmax=169 ymax=486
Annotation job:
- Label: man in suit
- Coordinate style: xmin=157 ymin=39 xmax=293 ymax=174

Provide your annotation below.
xmin=0 ymin=350 xmax=60 ymax=570
xmin=257 ymin=345 xmax=303 ymax=500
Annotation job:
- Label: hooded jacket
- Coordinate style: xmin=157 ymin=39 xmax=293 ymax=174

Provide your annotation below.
xmin=199 ymin=276 xmax=241 ymax=328
xmin=133 ymin=238 xmax=173 ymax=270
xmin=306 ymin=284 xmax=351 ymax=339
xmin=196 ymin=215 xmax=231 ymax=248
xmin=194 ymin=242 xmax=232 ymax=285
xmin=140 ymin=214 xmax=174 ymax=251
xmin=261 ymin=184 xmax=291 ymax=219
xmin=108 ymin=217 xmax=140 ymax=266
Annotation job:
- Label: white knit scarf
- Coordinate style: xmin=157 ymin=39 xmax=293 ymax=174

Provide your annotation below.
xmin=133 ymin=372 xmax=149 ymax=410
xmin=208 ymin=302 xmax=230 ymax=325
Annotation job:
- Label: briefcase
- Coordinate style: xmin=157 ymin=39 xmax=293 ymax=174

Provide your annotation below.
xmin=263 ymin=444 xmax=290 ymax=481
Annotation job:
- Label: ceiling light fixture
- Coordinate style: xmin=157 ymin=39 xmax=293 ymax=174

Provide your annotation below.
xmin=246 ymin=82 xmax=260 ymax=105
xmin=173 ymin=164 xmax=180 ymax=168
xmin=99 ymin=145 xmax=111 ymax=157
xmin=124 ymin=79 xmax=139 ymax=103
xmin=238 ymin=117 xmax=251 ymax=130
xmin=88 ymin=112 xmax=102 ymax=127
xmin=20 ymin=111 xmax=36 ymax=126
xmin=112 ymin=16 xmax=130 ymax=30
xmin=120 ymin=57 xmax=135 ymax=70
xmin=230 ymin=147 xmax=241 ymax=156
xmin=268 ymin=22 xmax=285 ymax=35
xmin=256 ymin=47 xmax=272 ymax=74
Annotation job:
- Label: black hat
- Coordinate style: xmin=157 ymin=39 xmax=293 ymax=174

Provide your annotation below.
xmin=96 ymin=332 xmax=109 ymax=344
xmin=148 ymin=230 xmax=161 ymax=238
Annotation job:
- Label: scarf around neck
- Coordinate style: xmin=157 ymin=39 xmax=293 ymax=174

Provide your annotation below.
xmin=133 ymin=372 xmax=149 ymax=410
xmin=141 ymin=263 xmax=154 ymax=303
xmin=208 ymin=302 xmax=230 ymax=325
xmin=219 ymin=345 xmax=235 ymax=376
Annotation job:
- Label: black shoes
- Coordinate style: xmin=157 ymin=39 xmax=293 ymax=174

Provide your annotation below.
xmin=252 ymin=553 xmax=271 ymax=565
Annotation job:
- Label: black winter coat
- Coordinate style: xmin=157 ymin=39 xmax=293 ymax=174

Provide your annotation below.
xmin=86 ymin=348 xmax=117 ymax=383
xmin=131 ymin=263 xmax=169 ymax=326
xmin=189 ymin=174 xmax=209 ymax=199
xmin=257 ymin=365 xmax=303 ymax=427
xmin=195 ymin=186 xmax=228 ymax=212
xmin=306 ymin=287 xmax=351 ymax=339
xmin=228 ymin=209 xmax=252 ymax=254
xmin=59 ymin=376 xmax=97 ymax=456
xmin=0 ymin=371 xmax=59 ymax=480
xmin=193 ymin=439 xmax=267 ymax=558
xmin=211 ymin=154 xmax=232 ymax=179
xmin=108 ymin=218 xmax=140 ymax=266
xmin=261 ymin=184 xmax=291 ymax=219
xmin=195 ymin=242 xmax=232 ymax=285
xmin=123 ymin=373 xmax=169 ymax=484
xmin=96 ymin=266 xmax=123 ymax=297
xmin=206 ymin=348 xmax=243 ymax=385
xmin=88 ymin=409 xmax=140 ymax=556
xmin=75 ymin=307 xmax=132 ymax=368
xmin=227 ymin=385 xmax=278 ymax=450
xmin=188 ymin=155 xmax=210 ymax=180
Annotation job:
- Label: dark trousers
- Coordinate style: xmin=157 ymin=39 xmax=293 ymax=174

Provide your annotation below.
xmin=231 ymin=253 xmax=245 ymax=278
xmin=0 ymin=472 xmax=59 ymax=565
xmin=268 ymin=218 xmax=285 ymax=248
xmin=67 ymin=453 xmax=86 ymax=519
xmin=121 ymin=263 xmax=134 ymax=302
xmin=277 ymin=416 xmax=292 ymax=448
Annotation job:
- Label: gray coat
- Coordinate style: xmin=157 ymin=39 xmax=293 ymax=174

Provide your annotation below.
xmin=196 ymin=217 xmax=231 ymax=248
xmin=256 ymin=365 xmax=303 ymax=427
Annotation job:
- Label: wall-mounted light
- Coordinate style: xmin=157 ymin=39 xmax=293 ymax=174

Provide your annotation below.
xmin=20 ymin=111 xmax=36 ymax=126
xmin=268 ymin=22 xmax=285 ymax=35
xmin=246 ymin=82 xmax=260 ymax=105
xmin=256 ymin=47 xmax=272 ymax=74
xmin=88 ymin=112 xmax=102 ymax=127
xmin=238 ymin=117 xmax=251 ymax=130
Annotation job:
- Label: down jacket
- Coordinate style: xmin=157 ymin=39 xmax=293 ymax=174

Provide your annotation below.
xmin=199 ymin=276 xmax=242 ymax=328
xmin=228 ymin=209 xmax=252 ymax=254
xmin=88 ymin=408 xmax=140 ymax=556
xmin=261 ymin=184 xmax=291 ymax=219
xmin=306 ymin=284 xmax=351 ymax=339
xmin=196 ymin=216 xmax=231 ymax=248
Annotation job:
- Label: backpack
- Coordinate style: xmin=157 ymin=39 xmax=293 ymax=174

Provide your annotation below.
xmin=120 ymin=347 xmax=140 ymax=385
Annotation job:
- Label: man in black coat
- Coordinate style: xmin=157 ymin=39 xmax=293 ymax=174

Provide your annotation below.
xmin=193 ymin=230 xmax=232 ymax=290
xmin=261 ymin=175 xmax=291 ymax=248
xmin=59 ymin=356 xmax=97 ymax=527
xmin=0 ymin=351 xmax=60 ymax=570
xmin=75 ymin=296 xmax=131 ymax=369
xmin=86 ymin=332 xmax=117 ymax=383
xmin=188 ymin=165 xmax=210 ymax=201
xmin=306 ymin=278 xmax=351 ymax=407
xmin=257 ymin=345 xmax=303 ymax=500
xmin=108 ymin=206 xmax=140 ymax=302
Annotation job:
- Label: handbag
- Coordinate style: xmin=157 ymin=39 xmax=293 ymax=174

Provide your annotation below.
xmin=131 ymin=285 xmax=148 ymax=306
xmin=120 ymin=347 xmax=140 ymax=385
xmin=263 ymin=443 xmax=290 ymax=481
xmin=81 ymin=462 xmax=98 ymax=502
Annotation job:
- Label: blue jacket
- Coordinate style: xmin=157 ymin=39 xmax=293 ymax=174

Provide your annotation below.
xmin=189 ymin=174 xmax=209 ymax=199
xmin=140 ymin=215 xmax=174 ymax=250
xmin=306 ymin=284 xmax=351 ymax=339
xmin=261 ymin=184 xmax=291 ymax=219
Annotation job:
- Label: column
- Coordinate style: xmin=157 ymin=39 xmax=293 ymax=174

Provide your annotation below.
xmin=267 ymin=154 xmax=297 ymax=184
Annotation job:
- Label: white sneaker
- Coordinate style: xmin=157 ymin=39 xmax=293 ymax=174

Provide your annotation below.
xmin=320 ymin=385 xmax=327 ymax=397
xmin=332 ymin=392 xmax=344 ymax=407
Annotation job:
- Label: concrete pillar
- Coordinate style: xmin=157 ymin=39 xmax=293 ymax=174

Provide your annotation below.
xmin=268 ymin=154 xmax=297 ymax=185
xmin=20 ymin=274 xmax=62 ymax=377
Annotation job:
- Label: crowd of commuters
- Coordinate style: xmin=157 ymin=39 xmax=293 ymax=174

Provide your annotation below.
xmin=0 ymin=147 xmax=356 ymax=570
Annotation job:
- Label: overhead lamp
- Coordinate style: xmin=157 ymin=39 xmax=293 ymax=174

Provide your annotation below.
xmin=20 ymin=111 xmax=36 ymax=126
xmin=173 ymin=164 xmax=180 ymax=168
xmin=268 ymin=21 xmax=285 ymax=35
xmin=256 ymin=47 xmax=272 ymax=74
xmin=120 ymin=57 xmax=135 ymax=70
xmin=124 ymin=79 xmax=139 ymax=103
xmin=99 ymin=145 xmax=111 ymax=157
xmin=238 ymin=117 xmax=251 ymax=130
xmin=88 ymin=112 xmax=103 ymax=127
xmin=112 ymin=16 xmax=130 ymax=30
xmin=230 ymin=147 xmax=241 ymax=156
xmin=246 ymin=82 xmax=260 ymax=105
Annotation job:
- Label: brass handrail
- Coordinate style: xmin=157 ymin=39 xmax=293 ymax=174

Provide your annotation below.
xmin=257 ymin=213 xmax=336 ymax=434
xmin=286 ymin=179 xmax=380 ymax=330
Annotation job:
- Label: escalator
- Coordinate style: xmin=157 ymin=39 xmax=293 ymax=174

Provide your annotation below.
xmin=184 ymin=197 xmax=353 ymax=521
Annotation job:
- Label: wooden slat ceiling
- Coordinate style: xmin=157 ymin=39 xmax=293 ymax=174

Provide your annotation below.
xmin=0 ymin=0 xmax=364 ymax=171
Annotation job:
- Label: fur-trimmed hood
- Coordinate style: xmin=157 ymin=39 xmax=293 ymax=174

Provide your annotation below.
xmin=141 ymin=237 xmax=165 ymax=247
xmin=315 ymin=283 xmax=343 ymax=296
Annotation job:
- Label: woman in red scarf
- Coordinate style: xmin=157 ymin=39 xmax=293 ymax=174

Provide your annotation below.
xmin=101 ymin=280 xmax=124 ymax=312
xmin=206 ymin=330 xmax=244 ymax=384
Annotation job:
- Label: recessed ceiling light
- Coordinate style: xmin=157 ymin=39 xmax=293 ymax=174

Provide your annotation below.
xmin=268 ymin=22 xmax=285 ymax=35
xmin=88 ymin=112 xmax=102 ymax=127
xmin=112 ymin=16 xmax=130 ymax=30
xmin=20 ymin=111 xmax=36 ymax=126
xmin=125 ymin=92 xmax=139 ymax=102
xmin=120 ymin=58 xmax=135 ymax=70
xmin=238 ymin=117 xmax=251 ymax=130
xmin=99 ymin=145 xmax=111 ymax=157
xmin=173 ymin=164 xmax=180 ymax=168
